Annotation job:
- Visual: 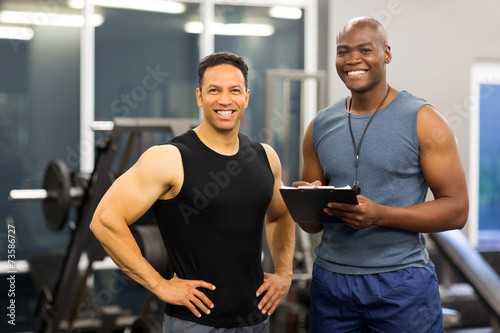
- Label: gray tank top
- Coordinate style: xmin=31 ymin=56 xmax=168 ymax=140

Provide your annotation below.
xmin=312 ymin=90 xmax=430 ymax=274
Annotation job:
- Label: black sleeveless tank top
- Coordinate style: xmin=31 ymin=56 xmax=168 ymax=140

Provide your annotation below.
xmin=151 ymin=130 xmax=274 ymax=327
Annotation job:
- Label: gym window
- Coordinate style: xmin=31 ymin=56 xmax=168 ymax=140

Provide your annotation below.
xmin=469 ymin=61 xmax=500 ymax=250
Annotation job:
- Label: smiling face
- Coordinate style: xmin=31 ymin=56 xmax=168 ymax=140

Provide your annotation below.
xmin=335 ymin=18 xmax=391 ymax=93
xmin=196 ymin=64 xmax=250 ymax=133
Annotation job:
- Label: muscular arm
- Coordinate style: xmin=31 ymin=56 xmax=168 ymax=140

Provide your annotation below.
xmin=326 ymin=105 xmax=469 ymax=232
xmin=90 ymin=145 xmax=215 ymax=317
xmin=380 ymin=105 xmax=469 ymax=231
xmin=256 ymin=144 xmax=296 ymax=315
xmin=295 ymin=120 xmax=326 ymax=234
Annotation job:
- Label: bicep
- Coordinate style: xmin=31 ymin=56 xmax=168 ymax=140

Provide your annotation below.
xmin=261 ymin=144 xmax=290 ymax=223
xmin=418 ymin=106 xmax=468 ymax=201
xmin=94 ymin=145 xmax=181 ymax=226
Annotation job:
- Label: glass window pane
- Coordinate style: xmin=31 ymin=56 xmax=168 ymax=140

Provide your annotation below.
xmin=213 ymin=5 xmax=305 ymax=182
xmin=94 ymin=4 xmax=200 ymax=121
xmin=214 ymin=5 xmax=304 ymax=137
xmin=478 ymin=83 xmax=500 ymax=248
xmin=1 ymin=24 xmax=80 ymax=261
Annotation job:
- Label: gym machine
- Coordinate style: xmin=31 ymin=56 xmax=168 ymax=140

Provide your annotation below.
xmin=9 ymin=118 xmax=200 ymax=333
xmin=430 ymin=230 xmax=500 ymax=332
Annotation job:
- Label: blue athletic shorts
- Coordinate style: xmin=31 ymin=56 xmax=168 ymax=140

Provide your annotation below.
xmin=310 ymin=261 xmax=443 ymax=333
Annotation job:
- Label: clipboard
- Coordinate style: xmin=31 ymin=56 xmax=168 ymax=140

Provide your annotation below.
xmin=280 ymin=186 xmax=358 ymax=224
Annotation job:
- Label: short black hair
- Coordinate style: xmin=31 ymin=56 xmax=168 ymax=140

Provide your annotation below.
xmin=198 ymin=51 xmax=249 ymax=91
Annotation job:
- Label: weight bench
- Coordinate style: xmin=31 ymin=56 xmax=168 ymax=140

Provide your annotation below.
xmin=429 ymin=229 xmax=500 ymax=332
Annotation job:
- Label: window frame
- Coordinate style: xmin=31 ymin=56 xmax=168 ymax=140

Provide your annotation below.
xmin=80 ymin=0 xmax=318 ymax=172
xmin=468 ymin=60 xmax=500 ymax=246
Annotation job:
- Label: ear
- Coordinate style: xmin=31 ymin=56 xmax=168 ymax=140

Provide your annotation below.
xmin=384 ymin=45 xmax=392 ymax=64
xmin=244 ymin=89 xmax=250 ymax=109
xmin=196 ymin=88 xmax=202 ymax=107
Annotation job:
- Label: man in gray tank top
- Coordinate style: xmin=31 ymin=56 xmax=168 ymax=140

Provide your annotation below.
xmin=295 ymin=17 xmax=468 ymax=332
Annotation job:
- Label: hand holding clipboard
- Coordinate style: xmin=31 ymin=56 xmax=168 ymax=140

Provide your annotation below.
xmin=280 ymin=185 xmax=358 ymax=224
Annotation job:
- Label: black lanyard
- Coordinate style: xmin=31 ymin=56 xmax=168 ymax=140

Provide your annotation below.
xmin=348 ymin=85 xmax=391 ymax=194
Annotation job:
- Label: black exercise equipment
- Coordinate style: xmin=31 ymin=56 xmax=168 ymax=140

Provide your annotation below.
xmin=430 ymin=230 xmax=500 ymax=332
xmin=9 ymin=159 xmax=85 ymax=230
xmin=9 ymin=118 xmax=199 ymax=333
xmin=132 ymin=224 xmax=171 ymax=280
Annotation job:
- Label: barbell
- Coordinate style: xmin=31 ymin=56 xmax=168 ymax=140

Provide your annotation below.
xmin=9 ymin=159 xmax=170 ymax=275
xmin=9 ymin=159 xmax=85 ymax=231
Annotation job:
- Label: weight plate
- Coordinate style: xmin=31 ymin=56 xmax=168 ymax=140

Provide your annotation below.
xmin=131 ymin=224 xmax=169 ymax=277
xmin=42 ymin=160 xmax=71 ymax=231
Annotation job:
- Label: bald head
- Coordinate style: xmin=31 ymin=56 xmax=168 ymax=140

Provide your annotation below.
xmin=337 ymin=17 xmax=388 ymax=47
xmin=335 ymin=16 xmax=392 ymax=93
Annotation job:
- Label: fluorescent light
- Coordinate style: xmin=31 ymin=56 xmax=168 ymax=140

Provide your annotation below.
xmin=184 ymin=21 xmax=203 ymax=34
xmin=216 ymin=23 xmax=274 ymax=36
xmin=269 ymin=6 xmax=302 ymax=20
xmin=68 ymin=0 xmax=85 ymax=9
xmin=0 ymin=26 xmax=34 ymax=40
xmin=69 ymin=0 xmax=186 ymax=14
xmin=184 ymin=22 xmax=274 ymax=37
xmin=0 ymin=10 xmax=104 ymax=27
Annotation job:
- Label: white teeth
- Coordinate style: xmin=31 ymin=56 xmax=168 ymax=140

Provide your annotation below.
xmin=348 ymin=70 xmax=366 ymax=76
xmin=217 ymin=111 xmax=232 ymax=116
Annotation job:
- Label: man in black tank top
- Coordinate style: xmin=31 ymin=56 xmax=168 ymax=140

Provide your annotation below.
xmin=90 ymin=52 xmax=296 ymax=332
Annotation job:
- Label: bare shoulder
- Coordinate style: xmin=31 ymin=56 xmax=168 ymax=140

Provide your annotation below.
xmin=132 ymin=144 xmax=183 ymax=186
xmin=260 ymin=143 xmax=280 ymax=165
xmin=417 ymin=104 xmax=455 ymax=145
xmin=416 ymin=104 xmax=453 ymax=133
xmin=139 ymin=144 xmax=182 ymax=164
xmin=260 ymin=143 xmax=282 ymax=177
xmin=93 ymin=144 xmax=184 ymax=224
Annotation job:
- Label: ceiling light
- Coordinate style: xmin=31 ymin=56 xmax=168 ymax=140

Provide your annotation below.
xmin=0 ymin=10 xmax=104 ymax=27
xmin=184 ymin=22 xmax=274 ymax=37
xmin=0 ymin=26 xmax=34 ymax=40
xmin=269 ymin=6 xmax=302 ymax=20
xmin=184 ymin=21 xmax=203 ymax=34
xmin=69 ymin=0 xmax=186 ymax=14
xmin=216 ymin=23 xmax=274 ymax=36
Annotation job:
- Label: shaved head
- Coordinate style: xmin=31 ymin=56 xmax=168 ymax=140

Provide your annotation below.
xmin=337 ymin=17 xmax=388 ymax=47
xmin=335 ymin=16 xmax=392 ymax=94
